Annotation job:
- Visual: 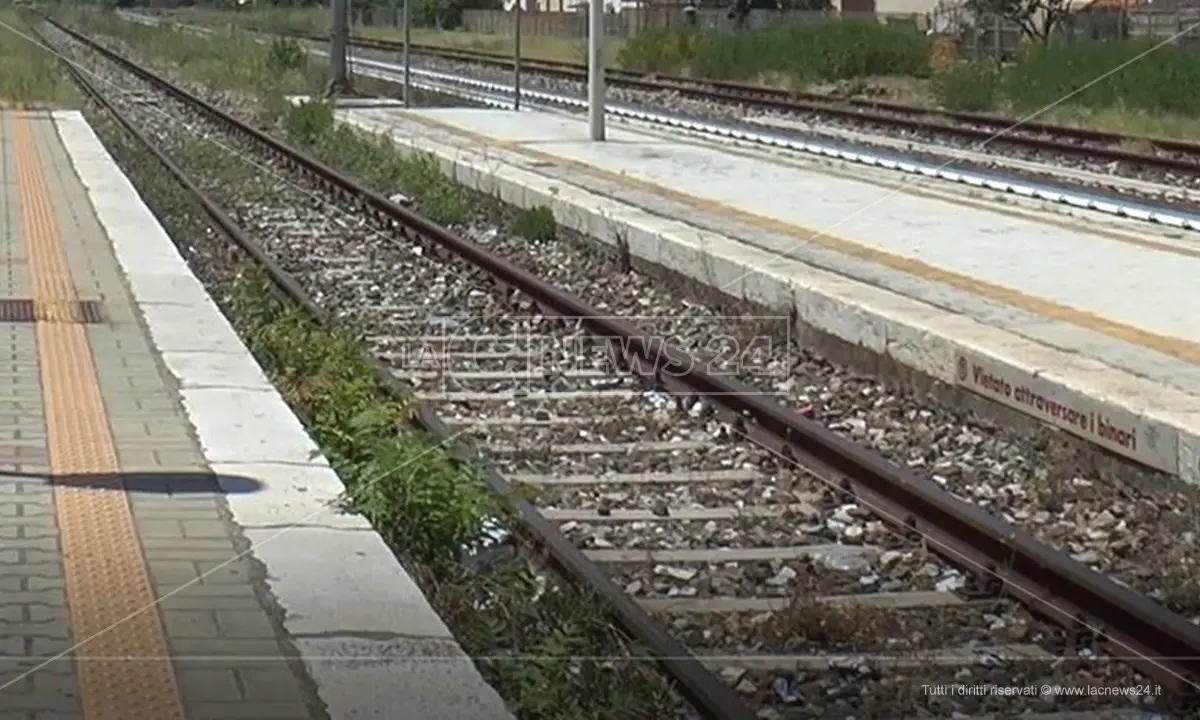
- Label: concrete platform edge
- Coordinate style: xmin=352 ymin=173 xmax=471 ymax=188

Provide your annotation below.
xmin=333 ymin=107 xmax=1200 ymax=487
xmin=50 ymin=110 xmax=516 ymax=719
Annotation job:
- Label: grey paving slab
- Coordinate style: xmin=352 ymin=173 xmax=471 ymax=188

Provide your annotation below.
xmin=0 ymin=112 xmax=82 ymax=720
xmin=1 ymin=112 xmax=331 ymax=720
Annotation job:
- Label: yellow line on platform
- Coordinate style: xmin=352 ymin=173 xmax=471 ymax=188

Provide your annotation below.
xmin=12 ymin=114 xmax=186 ymax=720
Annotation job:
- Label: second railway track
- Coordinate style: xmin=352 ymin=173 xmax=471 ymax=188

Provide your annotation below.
xmin=254 ymin=24 xmax=1200 ymax=179
xmin=48 ymin=17 xmax=1200 ymax=719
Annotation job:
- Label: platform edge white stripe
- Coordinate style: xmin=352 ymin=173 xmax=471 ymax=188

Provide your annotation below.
xmin=51 ymin=109 xmax=516 ymax=720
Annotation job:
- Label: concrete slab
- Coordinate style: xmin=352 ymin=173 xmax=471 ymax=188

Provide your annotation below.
xmin=140 ymin=301 xmax=249 ymax=353
xmin=243 ymin=526 xmax=455 ymax=638
xmin=179 ymin=386 xmax=326 ymax=465
xmin=210 ymin=461 xmax=369 ymax=530
xmin=159 ymin=350 xmax=274 ymax=391
xmin=411 ymin=109 xmax=1200 ymax=344
xmin=325 ymin=103 xmax=1200 ymax=483
xmin=127 ymin=272 xmax=214 ymax=305
xmin=294 ymin=636 xmax=517 ymax=720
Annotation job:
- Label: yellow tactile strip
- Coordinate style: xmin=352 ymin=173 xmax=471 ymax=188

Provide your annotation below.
xmin=12 ymin=114 xmax=187 ymax=719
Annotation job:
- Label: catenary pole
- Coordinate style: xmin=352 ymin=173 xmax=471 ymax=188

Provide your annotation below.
xmin=587 ymin=0 xmax=605 ymax=140
xmin=330 ymin=0 xmax=350 ymax=93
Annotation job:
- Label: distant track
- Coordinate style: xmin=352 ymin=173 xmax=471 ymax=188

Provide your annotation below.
xmin=299 ymin=29 xmax=1200 ymax=176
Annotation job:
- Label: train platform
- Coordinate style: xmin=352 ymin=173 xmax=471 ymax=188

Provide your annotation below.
xmin=322 ymin=99 xmax=1200 ymax=485
xmin=0 ymin=110 xmax=513 ymax=719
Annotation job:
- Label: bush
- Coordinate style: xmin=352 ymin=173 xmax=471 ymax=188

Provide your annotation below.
xmin=933 ymin=60 xmax=998 ymax=111
xmin=280 ymin=97 xmax=334 ymax=146
xmin=617 ymin=27 xmax=706 ymax=74
xmin=1002 ymin=38 xmax=1200 ymax=116
xmin=266 ymin=36 xmax=306 ymax=74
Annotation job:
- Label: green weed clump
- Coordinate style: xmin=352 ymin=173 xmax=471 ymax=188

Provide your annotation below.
xmin=265 ymin=36 xmax=306 ymax=75
xmin=281 ymin=99 xmax=475 ymax=226
xmin=619 ymin=21 xmax=930 ymax=83
xmin=228 ymin=267 xmax=497 ymax=565
xmin=617 ymin=26 xmax=707 ymax=74
xmin=932 ymin=60 xmax=999 ymax=111
xmin=1002 ymin=38 xmax=1200 ymax=117
xmin=509 ymin=205 xmax=557 ymax=242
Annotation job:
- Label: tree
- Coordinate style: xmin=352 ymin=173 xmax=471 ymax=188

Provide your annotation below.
xmin=965 ymin=0 xmax=1070 ymax=44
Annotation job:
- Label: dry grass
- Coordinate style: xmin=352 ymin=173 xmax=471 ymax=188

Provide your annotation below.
xmin=806 ymin=73 xmax=1200 ymax=142
xmin=0 ymin=10 xmax=77 ymax=109
xmin=365 ymin=26 xmax=624 ymax=66
xmin=170 ymin=6 xmax=625 ymax=65
xmin=766 ymin=594 xmax=892 ymax=646
xmin=1037 ymin=105 xmax=1200 ymax=145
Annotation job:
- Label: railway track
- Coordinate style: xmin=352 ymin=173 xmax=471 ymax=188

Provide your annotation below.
xmin=48 ymin=18 xmax=1200 ymax=719
xmin=256 ymin=26 xmax=1200 ymax=178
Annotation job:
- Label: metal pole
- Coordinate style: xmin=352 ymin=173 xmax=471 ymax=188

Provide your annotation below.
xmin=514 ymin=0 xmax=522 ymax=111
xmin=330 ymin=0 xmax=350 ymax=93
xmin=403 ymin=0 xmax=411 ymax=106
xmin=587 ymin=0 xmax=605 ymax=140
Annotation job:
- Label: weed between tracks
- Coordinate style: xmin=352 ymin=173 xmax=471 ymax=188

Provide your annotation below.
xmin=89 ymin=85 xmax=676 ymax=719
xmin=282 ymin=99 xmax=477 ymax=225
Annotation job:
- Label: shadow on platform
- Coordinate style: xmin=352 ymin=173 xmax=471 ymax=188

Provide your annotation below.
xmin=6 ymin=470 xmax=266 ymax=495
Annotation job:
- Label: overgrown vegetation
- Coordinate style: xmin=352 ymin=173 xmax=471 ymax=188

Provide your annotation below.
xmin=229 ymin=269 xmax=498 ymax=564
xmin=227 ymin=269 xmax=674 ymax=719
xmin=933 ymin=38 xmax=1200 ymax=124
xmin=618 ymin=21 xmax=931 ymax=84
xmin=64 ymin=9 xmax=328 ymax=118
xmin=1001 ymin=39 xmax=1200 ymax=116
xmin=0 ymin=9 xmax=77 ymax=107
xmin=280 ymin=98 xmax=476 ymax=225
xmin=932 ymin=60 xmax=998 ymax=112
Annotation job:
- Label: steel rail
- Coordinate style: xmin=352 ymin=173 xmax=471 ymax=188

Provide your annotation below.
xmin=319 ymin=30 xmax=1200 ymax=173
xmin=48 ymin=21 xmax=758 ymax=720
xmin=55 ymin=17 xmax=1200 ymax=704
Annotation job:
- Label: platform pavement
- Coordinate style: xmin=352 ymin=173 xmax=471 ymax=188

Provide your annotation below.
xmin=322 ymin=100 xmax=1200 ymax=485
xmin=0 ymin=109 xmax=515 ymax=719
